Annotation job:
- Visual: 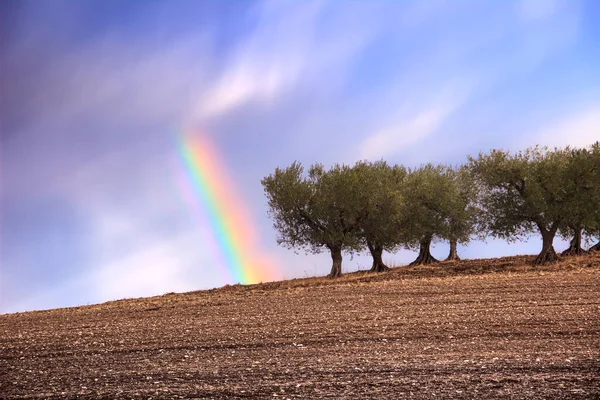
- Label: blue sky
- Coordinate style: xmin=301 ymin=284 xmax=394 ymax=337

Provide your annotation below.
xmin=1 ymin=0 xmax=599 ymax=313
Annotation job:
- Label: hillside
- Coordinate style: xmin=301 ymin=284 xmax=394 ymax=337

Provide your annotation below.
xmin=1 ymin=254 xmax=599 ymax=399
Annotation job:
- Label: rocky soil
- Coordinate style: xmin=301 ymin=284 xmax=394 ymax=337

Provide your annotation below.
xmin=1 ymin=255 xmax=599 ymax=399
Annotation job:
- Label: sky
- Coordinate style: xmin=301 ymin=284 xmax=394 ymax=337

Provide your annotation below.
xmin=1 ymin=0 xmax=599 ymax=314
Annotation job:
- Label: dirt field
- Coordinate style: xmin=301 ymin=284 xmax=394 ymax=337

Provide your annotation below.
xmin=1 ymin=255 xmax=599 ymax=399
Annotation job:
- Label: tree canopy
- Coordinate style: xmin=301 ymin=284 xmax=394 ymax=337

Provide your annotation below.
xmin=261 ymin=161 xmax=366 ymax=277
xmin=263 ymin=143 xmax=600 ymax=277
xmin=443 ymin=165 xmax=482 ymax=260
xmin=400 ymin=164 xmax=455 ymax=265
xmin=579 ymin=142 xmax=600 ymax=251
xmin=556 ymin=146 xmax=599 ymax=255
xmin=352 ymin=161 xmax=406 ymax=272
xmin=469 ymin=146 xmax=580 ymax=264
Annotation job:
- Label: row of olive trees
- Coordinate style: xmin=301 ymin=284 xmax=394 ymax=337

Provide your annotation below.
xmin=471 ymin=144 xmax=600 ymax=264
xmin=261 ymin=143 xmax=600 ymax=277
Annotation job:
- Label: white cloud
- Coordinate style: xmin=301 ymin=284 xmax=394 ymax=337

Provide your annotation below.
xmin=193 ymin=60 xmax=290 ymax=120
xmin=93 ymin=229 xmax=208 ymax=301
xmin=0 ymin=277 xmax=92 ymax=314
xmin=0 ymin=225 xmax=217 ymax=313
xmin=517 ymin=0 xmax=562 ymax=22
xmin=23 ymin=34 xmax=214 ymax=131
xmin=191 ymin=0 xmax=375 ymax=122
xmin=359 ymin=93 xmax=466 ymax=160
xmin=526 ymin=106 xmax=600 ymax=149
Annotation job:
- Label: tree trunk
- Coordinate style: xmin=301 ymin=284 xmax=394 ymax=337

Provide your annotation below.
xmin=446 ymin=239 xmax=460 ymax=261
xmin=327 ymin=245 xmax=343 ymax=278
xmin=533 ymin=226 xmax=559 ymax=265
xmin=589 ymin=240 xmax=600 ymax=252
xmin=561 ymin=227 xmax=586 ymax=256
xmin=368 ymin=242 xmax=389 ymax=272
xmin=409 ymin=236 xmax=438 ymax=266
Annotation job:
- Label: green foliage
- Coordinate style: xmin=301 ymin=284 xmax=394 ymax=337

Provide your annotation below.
xmin=557 ymin=145 xmax=600 ymax=244
xmin=591 ymin=143 xmax=600 ymax=241
xmin=445 ymin=165 xmax=482 ymax=245
xmin=580 ymin=142 xmax=600 ymax=242
xmin=261 ymin=161 xmax=365 ymax=255
xmin=263 ymin=143 xmax=600 ymax=273
xmin=468 ymin=146 xmax=570 ymax=241
xmin=353 ymin=160 xmax=406 ymax=252
xmin=586 ymin=142 xmax=600 ymax=238
xmin=467 ymin=146 xmax=589 ymax=264
xmin=400 ymin=164 xmax=455 ymax=248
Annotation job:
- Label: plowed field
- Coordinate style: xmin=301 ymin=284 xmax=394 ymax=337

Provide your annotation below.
xmin=1 ymin=255 xmax=599 ymax=399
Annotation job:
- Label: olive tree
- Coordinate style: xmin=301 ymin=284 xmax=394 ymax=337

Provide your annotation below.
xmin=558 ymin=145 xmax=599 ymax=255
xmin=444 ymin=165 xmax=482 ymax=261
xmin=353 ymin=161 xmax=406 ymax=272
xmin=261 ymin=162 xmax=365 ymax=278
xmin=401 ymin=164 xmax=456 ymax=265
xmin=469 ymin=146 xmax=577 ymax=265
xmin=583 ymin=142 xmax=600 ymax=252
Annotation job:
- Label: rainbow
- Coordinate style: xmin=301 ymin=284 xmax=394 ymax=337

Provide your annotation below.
xmin=176 ymin=131 xmax=279 ymax=285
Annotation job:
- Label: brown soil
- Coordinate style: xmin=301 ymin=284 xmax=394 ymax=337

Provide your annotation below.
xmin=1 ymin=254 xmax=599 ymax=399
